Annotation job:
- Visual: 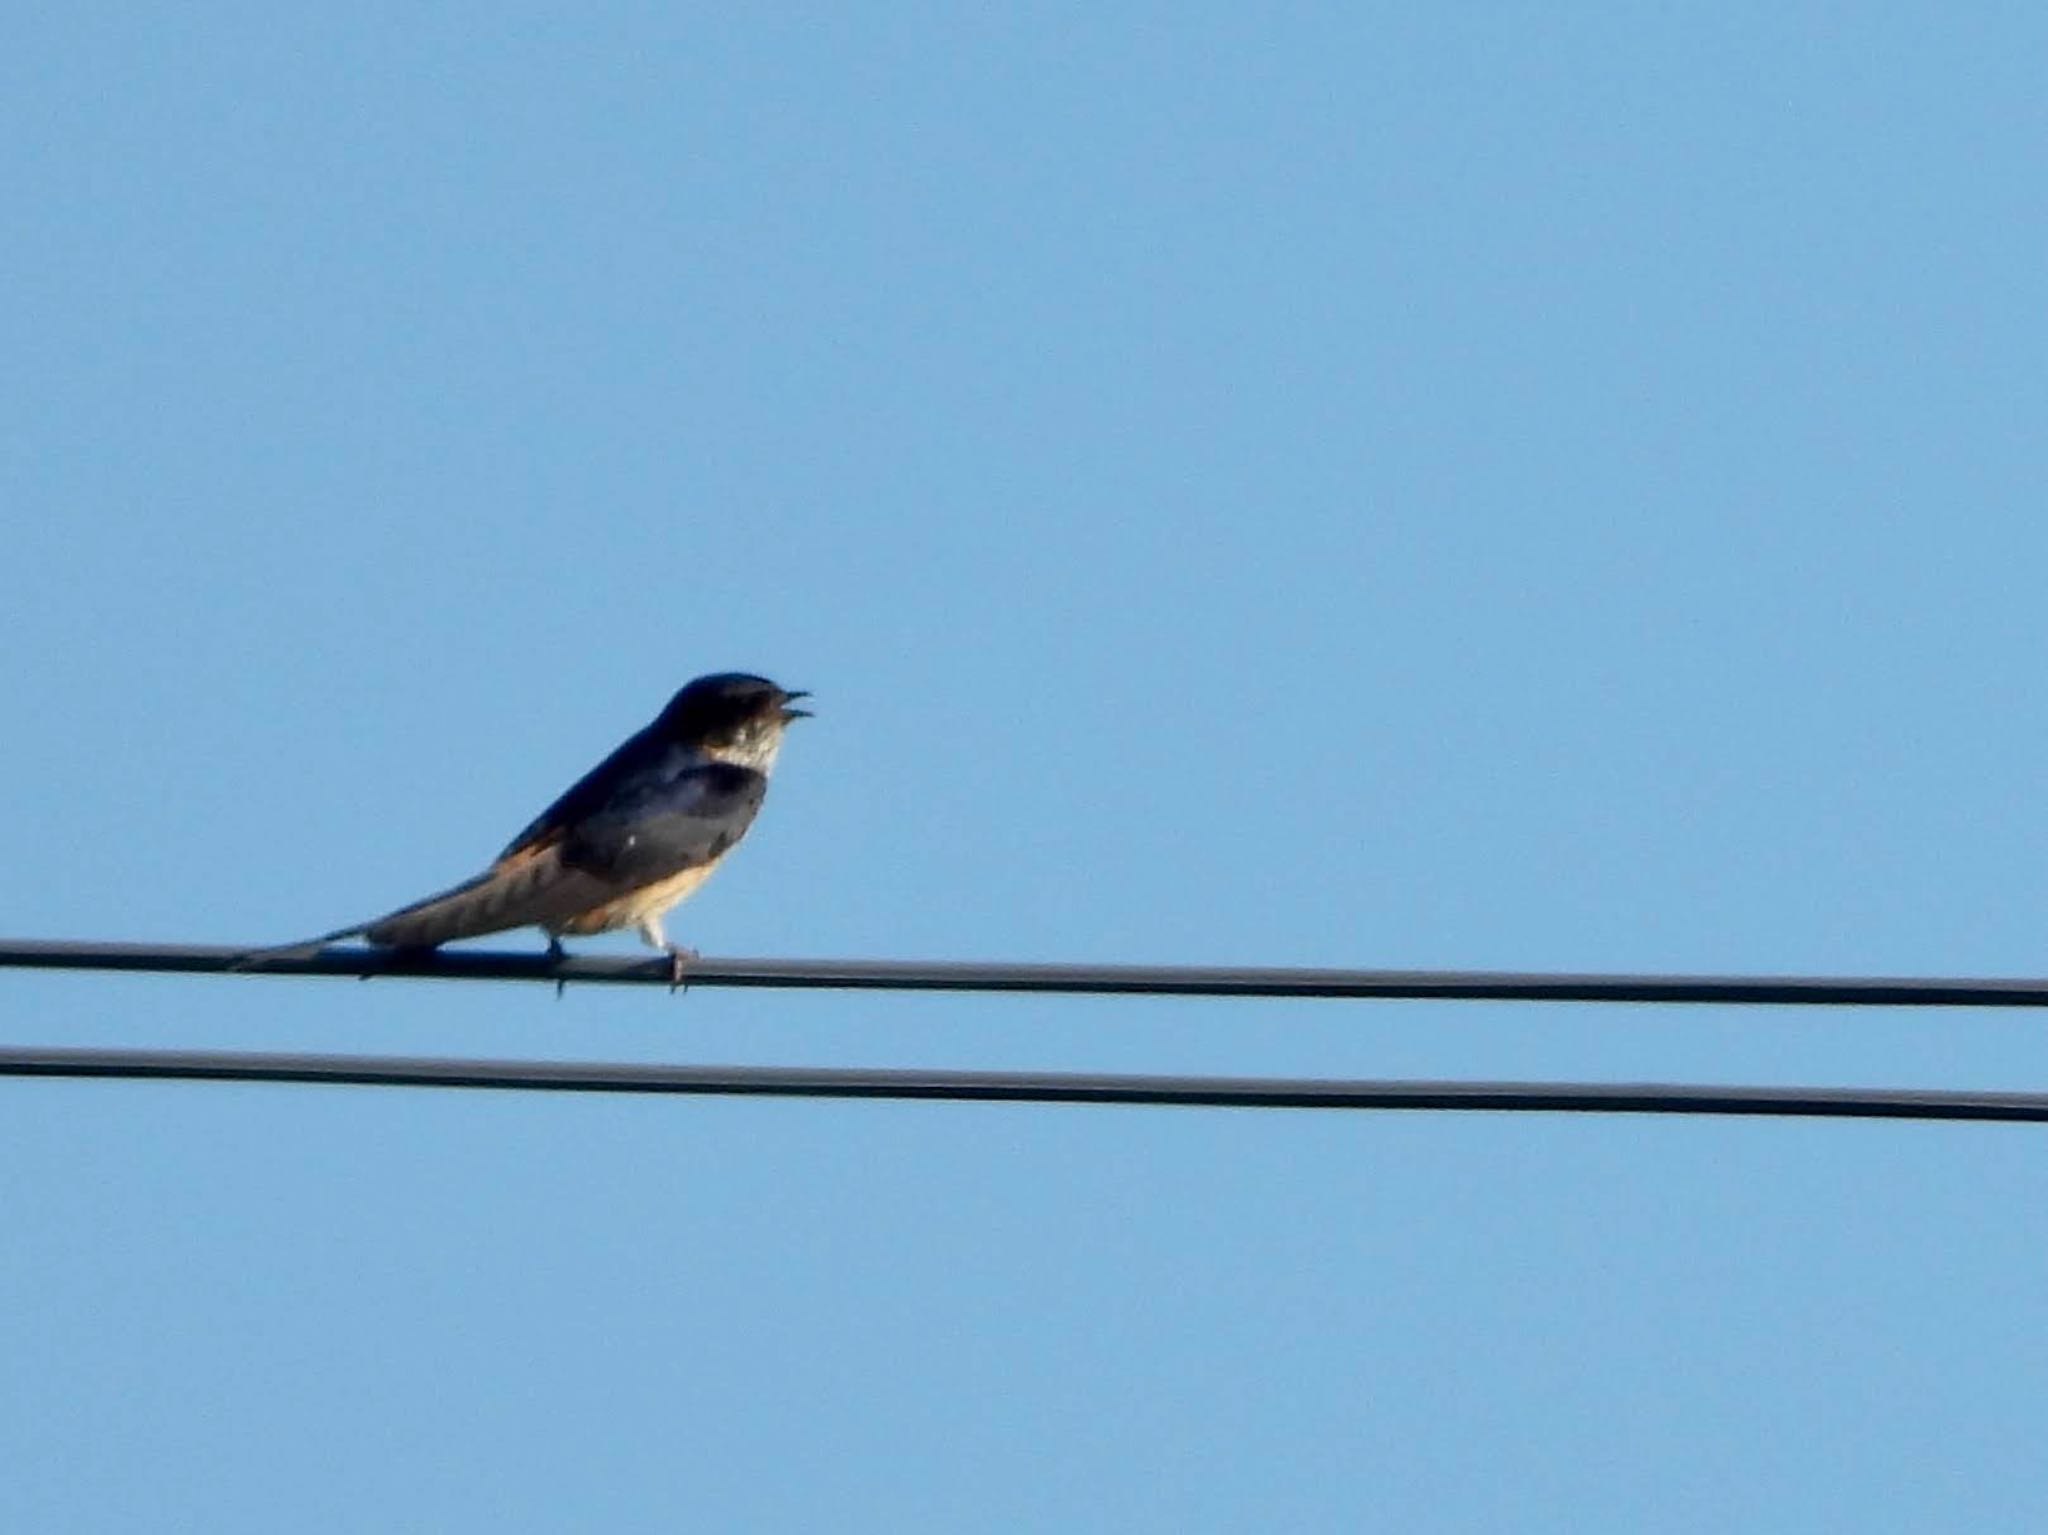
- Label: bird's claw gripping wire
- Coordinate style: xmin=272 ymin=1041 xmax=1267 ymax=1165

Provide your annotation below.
xmin=666 ymin=946 xmax=698 ymax=995
xmin=547 ymin=936 xmax=568 ymax=1000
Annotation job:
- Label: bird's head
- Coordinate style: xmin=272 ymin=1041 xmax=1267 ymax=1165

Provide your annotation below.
xmin=659 ymin=673 xmax=810 ymax=770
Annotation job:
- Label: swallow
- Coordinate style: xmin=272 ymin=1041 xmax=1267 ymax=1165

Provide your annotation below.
xmin=251 ymin=673 xmax=808 ymax=984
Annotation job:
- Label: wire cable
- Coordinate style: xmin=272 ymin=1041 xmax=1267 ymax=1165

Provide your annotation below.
xmin=0 ymin=1045 xmax=2042 ymax=1120
xmin=5 ymin=938 xmax=2048 ymax=1006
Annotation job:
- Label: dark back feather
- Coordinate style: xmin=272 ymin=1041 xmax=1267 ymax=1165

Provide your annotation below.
xmin=560 ymin=761 xmax=767 ymax=884
xmin=495 ymin=722 xmax=675 ymax=864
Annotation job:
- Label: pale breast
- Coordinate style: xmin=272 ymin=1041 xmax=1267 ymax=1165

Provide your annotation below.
xmin=555 ymin=860 xmax=722 ymax=936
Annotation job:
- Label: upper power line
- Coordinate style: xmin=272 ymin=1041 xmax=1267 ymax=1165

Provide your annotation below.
xmin=5 ymin=938 xmax=2048 ymax=1007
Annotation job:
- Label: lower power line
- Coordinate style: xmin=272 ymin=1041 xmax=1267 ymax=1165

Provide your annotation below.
xmin=0 ymin=1046 xmax=2043 ymax=1122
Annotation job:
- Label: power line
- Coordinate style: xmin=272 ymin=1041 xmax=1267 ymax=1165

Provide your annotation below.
xmin=0 ymin=1045 xmax=2042 ymax=1120
xmin=5 ymin=938 xmax=2048 ymax=1007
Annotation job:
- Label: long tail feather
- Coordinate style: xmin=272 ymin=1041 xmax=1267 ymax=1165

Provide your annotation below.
xmin=362 ymin=853 xmax=607 ymax=948
xmin=230 ymin=922 xmax=370 ymax=968
xmin=235 ymin=851 xmax=614 ymax=970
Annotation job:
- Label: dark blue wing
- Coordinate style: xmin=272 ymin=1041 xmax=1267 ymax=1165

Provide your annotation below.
xmin=557 ymin=761 xmax=767 ymax=884
xmin=495 ymin=722 xmax=676 ymax=863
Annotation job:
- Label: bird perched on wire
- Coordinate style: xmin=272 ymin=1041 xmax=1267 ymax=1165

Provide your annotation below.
xmin=249 ymin=672 xmax=809 ymax=985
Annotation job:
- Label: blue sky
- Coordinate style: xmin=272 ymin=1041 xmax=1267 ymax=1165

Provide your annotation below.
xmin=5 ymin=5 xmax=2048 ymax=1530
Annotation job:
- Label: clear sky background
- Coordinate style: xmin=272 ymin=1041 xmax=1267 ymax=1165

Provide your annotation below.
xmin=5 ymin=5 xmax=2047 ymax=1530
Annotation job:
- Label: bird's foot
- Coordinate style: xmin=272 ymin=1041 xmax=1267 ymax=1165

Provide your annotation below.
xmin=546 ymin=936 xmax=568 ymax=999
xmin=666 ymin=945 xmax=699 ymax=994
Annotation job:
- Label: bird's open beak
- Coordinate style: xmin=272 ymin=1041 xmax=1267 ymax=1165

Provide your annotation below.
xmin=781 ymin=690 xmax=813 ymax=721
